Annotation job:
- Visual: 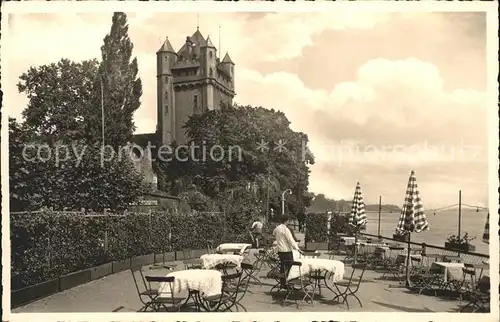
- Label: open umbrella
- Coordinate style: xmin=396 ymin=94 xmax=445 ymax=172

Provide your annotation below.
xmin=482 ymin=213 xmax=489 ymax=244
xmin=395 ymin=170 xmax=429 ymax=287
xmin=349 ymin=182 xmax=367 ymax=263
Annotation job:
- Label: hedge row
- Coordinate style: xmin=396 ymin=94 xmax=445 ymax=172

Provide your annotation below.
xmin=11 ymin=211 xmax=239 ymax=290
xmin=305 ymin=212 xmax=353 ymax=242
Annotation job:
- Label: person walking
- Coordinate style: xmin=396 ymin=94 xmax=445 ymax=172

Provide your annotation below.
xmin=273 ymin=215 xmax=303 ymax=288
xmin=251 ymin=218 xmax=264 ymax=248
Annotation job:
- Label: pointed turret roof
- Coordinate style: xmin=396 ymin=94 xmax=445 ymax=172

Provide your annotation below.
xmin=157 ymin=37 xmax=176 ymax=53
xmin=203 ymin=36 xmax=216 ymax=49
xmin=190 ymin=29 xmax=206 ymax=46
xmin=222 ymin=52 xmax=234 ymax=64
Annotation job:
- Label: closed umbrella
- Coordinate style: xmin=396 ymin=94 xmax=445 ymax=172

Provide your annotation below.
xmin=349 ymin=182 xmax=367 ymax=263
xmin=395 ymin=170 xmax=429 ymax=287
xmin=482 ymin=213 xmax=489 ymax=244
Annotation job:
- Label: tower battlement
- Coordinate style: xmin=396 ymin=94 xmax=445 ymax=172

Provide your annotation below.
xmin=156 ymin=28 xmax=236 ymax=146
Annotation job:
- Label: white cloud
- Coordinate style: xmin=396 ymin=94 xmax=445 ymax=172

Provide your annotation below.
xmin=3 ymin=12 xmax=489 ymax=207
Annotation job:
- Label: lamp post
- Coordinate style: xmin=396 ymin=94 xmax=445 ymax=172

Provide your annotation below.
xmin=281 ymin=189 xmax=292 ymax=215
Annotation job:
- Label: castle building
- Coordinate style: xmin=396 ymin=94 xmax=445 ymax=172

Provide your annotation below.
xmin=130 ymin=28 xmax=236 ymax=191
xmin=156 ymin=28 xmax=236 ymax=145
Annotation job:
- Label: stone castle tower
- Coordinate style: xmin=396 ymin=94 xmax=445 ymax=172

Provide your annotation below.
xmin=156 ymin=28 xmax=236 ymax=145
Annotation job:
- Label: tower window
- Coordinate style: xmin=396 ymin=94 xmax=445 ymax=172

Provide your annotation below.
xmin=165 ymin=91 xmax=168 ymax=100
xmin=193 ymin=95 xmax=198 ymax=113
xmin=165 ymin=105 xmax=168 ymax=115
xmin=209 ymin=51 xmax=213 ymax=59
xmin=165 ymin=77 xmax=168 ymax=84
xmin=209 ymin=68 xmax=213 ymax=78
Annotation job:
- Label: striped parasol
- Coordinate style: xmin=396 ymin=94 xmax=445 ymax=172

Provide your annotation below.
xmin=396 ymin=170 xmax=429 ymax=234
xmin=395 ymin=170 xmax=428 ymax=288
xmin=349 ymin=182 xmax=367 ymax=229
xmin=482 ymin=213 xmax=489 ymax=244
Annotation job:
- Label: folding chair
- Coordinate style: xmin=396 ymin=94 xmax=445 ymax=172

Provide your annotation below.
xmin=410 ymin=265 xmax=445 ymax=297
xmin=332 ymin=263 xmax=366 ymax=309
xmin=182 ymin=249 xmax=202 ymax=269
xmin=380 ymin=255 xmax=406 ymax=283
xmin=130 ymin=266 xmax=158 ymax=312
xmin=241 ymin=262 xmax=262 ymax=286
xmin=143 ymin=275 xmax=185 ymax=312
xmin=454 ymin=263 xmax=477 ymax=302
xmin=460 ymin=276 xmax=490 ymax=312
xmin=280 ymin=260 xmax=314 ymax=308
xmin=204 ymin=271 xmax=244 ymax=312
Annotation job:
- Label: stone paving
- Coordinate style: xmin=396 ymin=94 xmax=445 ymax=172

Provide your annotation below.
xmin=13 ymin=250 xmax=466 ymax=313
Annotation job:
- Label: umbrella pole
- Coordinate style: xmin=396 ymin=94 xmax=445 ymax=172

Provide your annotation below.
xmin=354 ymin=230 xmax=358 ymax=264
xmin=405 ymin=233 xmax=411 ymax=288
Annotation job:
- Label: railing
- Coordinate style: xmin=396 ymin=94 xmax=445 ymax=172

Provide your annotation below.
xmin=360 ymin=232 xmax=489 ymax=266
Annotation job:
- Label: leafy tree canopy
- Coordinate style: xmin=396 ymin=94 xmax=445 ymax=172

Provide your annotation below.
xmin=157 ymin=104 xmax=315 ymax=216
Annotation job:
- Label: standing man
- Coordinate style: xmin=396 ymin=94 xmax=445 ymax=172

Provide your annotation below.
xmin=297 ymin=210 xmax=306 ymax=233
xmin=273 ymin=215 xmax=303 ymax=287
xmin=251 ymin=218 xmax=264 ymax=248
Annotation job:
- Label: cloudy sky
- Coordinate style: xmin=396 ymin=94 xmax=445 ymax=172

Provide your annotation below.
xmin=4 ymin=10 xmax=493 ymax=208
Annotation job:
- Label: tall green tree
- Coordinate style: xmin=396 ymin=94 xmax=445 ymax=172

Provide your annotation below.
xmin=95 ymin=12 xmax=143 ymax=148
xmin=17 ymin=59 xmax=100 ymax=144
xmin=9 ymin=117 xmax=146 ymax=212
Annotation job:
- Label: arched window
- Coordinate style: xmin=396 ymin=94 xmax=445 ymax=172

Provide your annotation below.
xmin=165 ymin=105 xmax=168 ymax=115
xmin=209 ymin=51 xmax=213 ymax=59
xmin=209 ymin=68 xmax=213 ymax=78
xmin=165 ymin=91 xmax=168 ymax=100
xmin=165 ymin=77 xmax=169 ymax=84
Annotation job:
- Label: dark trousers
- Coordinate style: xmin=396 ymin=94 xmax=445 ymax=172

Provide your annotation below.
xmin=277 ymin=251 xmax=294 ymax=287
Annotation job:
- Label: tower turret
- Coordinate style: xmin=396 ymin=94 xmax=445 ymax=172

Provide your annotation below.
xmin=156 ymin=37 xmax=177 ymax=145
xmin=200 ymin=35 xmax=217 ymax=110
xmin=221 ymin=52 xmax=235 ymax=91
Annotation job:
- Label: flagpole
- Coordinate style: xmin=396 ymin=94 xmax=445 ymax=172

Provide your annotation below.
xmin=100 ymin=79 xmax=105 ymax=146
xmin=377 ymin=195 xmax=382 ymax=236
xmin=458 ymin=190 xmax=462 ymax=256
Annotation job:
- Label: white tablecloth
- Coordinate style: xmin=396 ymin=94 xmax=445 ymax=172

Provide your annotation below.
xmin=216 ymin=243 xmax=252 ymax=255
xmin=431 ymin=262 xmax=464 ymax=282
xmin=200 ymin=254 xmax=244 ymax=269
xmin=287 ymin=258 xmax=345 ymax=282
xmin=158 ymin=269 xmax=222 ymax=297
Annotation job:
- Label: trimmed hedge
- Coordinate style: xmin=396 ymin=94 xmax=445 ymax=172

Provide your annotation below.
xmin=305 ymin=212 xmax=354 ymax=243
xmin=304 ymin=213 xmax=329 ymax=242
xmin=11 ymin=210 xmax=231 ymax=290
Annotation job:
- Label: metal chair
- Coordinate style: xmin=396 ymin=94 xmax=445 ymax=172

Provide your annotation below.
xmin=332 ymin=263 xmax=367 ymax=310
xmin=182 ymin=249 xmax=203 ymax=270
xmin=143 ymin=275 xmax=185 ymax=312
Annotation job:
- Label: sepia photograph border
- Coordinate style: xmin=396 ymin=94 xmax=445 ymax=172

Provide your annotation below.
xmin=1 ymin=1 xmax=498 ymax=322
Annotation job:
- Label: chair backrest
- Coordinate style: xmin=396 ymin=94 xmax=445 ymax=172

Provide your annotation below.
xmin=222 ymin=271 xmax=243 ymax=292
xmin=462 ymin=263 xmax=476 ymax=278
xmin=145 ymin=275 xmax=176 ymax=293
xmin=395 ymin=255 xmax=406 ymax=265
xmin=282 ymin=260 xmax=302 ymax=279
xmin=207 ymin=240 xmax=215 ymax=254
xmin=182 ymin=249 xmax=192 ymax=260
xmin=130 ymin=266 xmax=147 ymax=296
xmin=346 ymin=263 xmax=366 ymax=291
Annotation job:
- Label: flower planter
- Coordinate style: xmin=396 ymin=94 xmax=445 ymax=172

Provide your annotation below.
xmin=444 ymin=242 xmax=476 ymax=252
xmin=393 ymin=234 xmax=410 ymax=242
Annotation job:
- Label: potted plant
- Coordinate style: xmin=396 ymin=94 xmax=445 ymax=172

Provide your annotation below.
xmin=445 ymin=233 xmax=476 ymax=252
xmin=393 ymin=232 xmax=410 ymax=242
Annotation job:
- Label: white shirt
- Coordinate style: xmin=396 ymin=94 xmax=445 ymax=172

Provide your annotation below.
xmin=252 ymin=221 xmax=263 ymax=230
xmin=273 ymin=224 xmax=299 ymax=252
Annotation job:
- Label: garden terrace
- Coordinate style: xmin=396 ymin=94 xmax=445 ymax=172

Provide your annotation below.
xmin=13 ymin=250 xmax=467 ymax=313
